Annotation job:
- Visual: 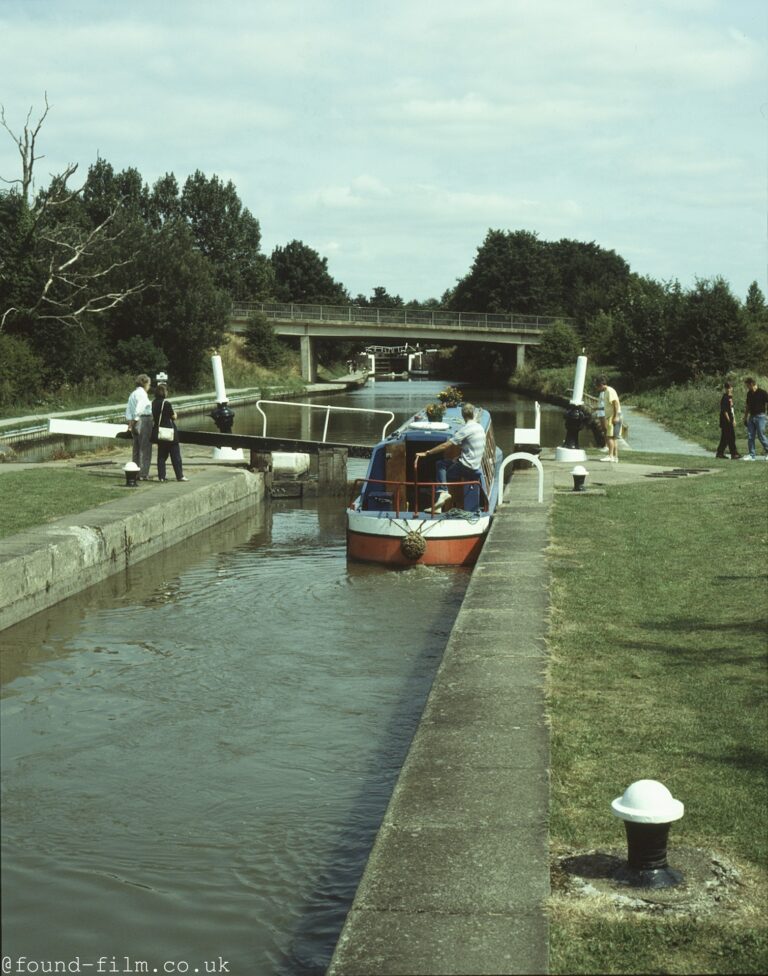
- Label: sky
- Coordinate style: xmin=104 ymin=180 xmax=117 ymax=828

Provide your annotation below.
xmin=1 ymin=0 xmax=766 ymax=305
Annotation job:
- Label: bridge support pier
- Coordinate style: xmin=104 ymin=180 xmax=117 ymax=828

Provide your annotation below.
xmin=300 ymin=335 xmax=317 ymax=383
xmin=516 ymin=343 xmax=526 ymax=369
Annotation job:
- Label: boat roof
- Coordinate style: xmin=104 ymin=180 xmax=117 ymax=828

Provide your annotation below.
xmin=384 ymin=404 xmax=492 ymax=446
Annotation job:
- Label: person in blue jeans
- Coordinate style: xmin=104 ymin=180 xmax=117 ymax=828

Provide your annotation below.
xmin=415 ymin=402 xmax=486 ymax=511
xmin=742 ymin=377 xmax=768 ymax=460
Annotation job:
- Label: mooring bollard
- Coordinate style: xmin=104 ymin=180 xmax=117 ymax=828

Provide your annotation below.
xmin=571 ymin=464 xmax=588 ymax=491
xmin=123 ymin=461 xmax=140 ymax=488
xmin=611 ymin=779 xmax=684 ymax=888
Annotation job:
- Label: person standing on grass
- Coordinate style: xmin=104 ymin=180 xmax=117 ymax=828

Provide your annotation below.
xmin=151 ymin=383 xmax=188 ymax=482
xmin=742 ymin=377 xmax=768 ymax=460
xmin=715 ymin=382 xmax=741 ymax=460
xmin=125 ymin=373 xmax=153 ymax=480
xmin=595 ymin=376 xmax=621 ymax=463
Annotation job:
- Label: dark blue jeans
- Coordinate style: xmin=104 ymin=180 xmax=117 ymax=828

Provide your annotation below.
xmin=437 ymin=459 xmax=482 ymax=507
xmin=157 ymin=440 xmax=184 ymax=480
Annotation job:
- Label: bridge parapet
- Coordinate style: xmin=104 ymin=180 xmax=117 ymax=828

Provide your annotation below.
xmin=231 ymin=300 xmax=568 ymax=334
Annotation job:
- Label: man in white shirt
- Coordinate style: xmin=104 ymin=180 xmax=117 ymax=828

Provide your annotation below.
xmin=125 ymin=373 xmax=153 ymax=479
xmin=416 ymin=402 xmax=486 ymax=510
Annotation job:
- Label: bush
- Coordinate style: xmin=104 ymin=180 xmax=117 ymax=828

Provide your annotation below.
xmin=242 ymin=312 xmax=288 ymax=367
xmin=113 ymin=336 xmax=168 ymax=378
xmin=0 ymin=333 xmax=45 ymax=408
xmin=529 ymin=320 xmax=581 ymax=368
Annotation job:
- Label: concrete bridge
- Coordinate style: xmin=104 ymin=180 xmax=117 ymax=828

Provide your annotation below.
xmin=230 ymin=301 xmax=567 ymax=381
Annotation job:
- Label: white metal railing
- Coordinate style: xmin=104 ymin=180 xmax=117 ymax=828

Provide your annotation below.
xmin=255 ymin=400 xmax=395 ymax=444
xmin=499 ymin=452 xmax=544 ymax=504
xmin=231 ymin=300 xmax=569 ymax=332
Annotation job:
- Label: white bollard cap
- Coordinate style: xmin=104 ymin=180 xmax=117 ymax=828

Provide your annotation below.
xmin=571 ymin=465 xmax=588 ymax=477
xmin=611 ymin=779 xmax=684 ymax=823
xmin=123 ymin=461 xmax=140 ymax=472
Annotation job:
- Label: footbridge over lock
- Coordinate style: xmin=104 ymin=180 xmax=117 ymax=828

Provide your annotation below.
xmin=230 ymin=301 xmax=569 ymax=381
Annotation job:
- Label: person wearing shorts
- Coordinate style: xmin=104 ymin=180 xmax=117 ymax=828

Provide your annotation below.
xmin=595 ymin=376 xmax=621 ymax=463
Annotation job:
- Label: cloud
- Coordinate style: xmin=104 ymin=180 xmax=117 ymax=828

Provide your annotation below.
xmin=0 ymin=0 xmax=764 ymax=302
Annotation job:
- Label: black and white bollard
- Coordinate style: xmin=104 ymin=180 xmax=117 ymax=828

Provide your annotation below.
xmin=123 ymin=461 xmax=140 ymax=488
xmin=571 ymin=465 xmax=588 ymax=491
xmin=611 ymin=779 xmax=684 ymax=888
xmin=555 ymin=355 xmax=589 ymax=463
xmin=210 ymin=354 xmax=244 ymax=461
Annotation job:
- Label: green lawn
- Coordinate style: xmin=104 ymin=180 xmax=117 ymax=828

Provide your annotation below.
xmin=0 ymin=469 xmax=124 ymax=538
xmin=548 ymin=458 xmax=768 ymax=973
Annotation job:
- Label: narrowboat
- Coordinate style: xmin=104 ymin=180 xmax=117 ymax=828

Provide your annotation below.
xmin=347 ymin=404 xmax=503 ymax=566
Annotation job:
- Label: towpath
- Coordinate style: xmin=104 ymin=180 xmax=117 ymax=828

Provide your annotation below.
xmin=329 ymin=433 xmax=716 ymax=974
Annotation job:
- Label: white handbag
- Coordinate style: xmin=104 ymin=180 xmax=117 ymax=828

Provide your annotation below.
xmin=156 ymin=399 xmax=175 ymax=441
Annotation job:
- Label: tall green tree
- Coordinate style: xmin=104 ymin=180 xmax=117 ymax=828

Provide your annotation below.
xmin=670 ymin=277 xmax=745 ymax=379
xmin=741 ymin=281 xmax=768 ymax=372
xmin=451 ymin=229 xmax=559 ymax=314
xmin=612 ymin=276 xmax=681 ymax=377
xmin=180 ymin=171 xmax=265 ymax=297
xmin=549 ymin=238 xmax=631 ymax=324
xmin=105 ymin=219 xmax=230 ymax=388
xmin=270 ymin=240 xmax=348 ymax=304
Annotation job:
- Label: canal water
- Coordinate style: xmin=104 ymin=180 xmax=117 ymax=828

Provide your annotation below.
xmin=0 ymin=382 xmax=562 ymax=975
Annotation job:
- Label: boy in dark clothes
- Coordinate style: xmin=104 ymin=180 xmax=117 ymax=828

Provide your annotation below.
xmin=715 ymin=383 xmax=741 ymax=459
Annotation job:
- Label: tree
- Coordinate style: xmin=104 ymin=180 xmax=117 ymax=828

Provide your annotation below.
xmin=744 ymin=280 xmax=766 ymax=319
xmin=612 ymin=276 xmax=681 ymax=377
xmin=669 ymin=277 xmax=744 ymax=379
xmin=741 ymin=281 xmax=768 ymax=372
xmin=270 ymin=240 xmax=348 ymax=304
xmin=549 ymin=238 xmax=631 ymax=325
xmin=0 ymin=97 xmax=144 ymax=352
xmin=355 ymin=286 xmax=403 ymax=308
xmin=529 ymin=320 xmax=581 ymax=368
xmin=451 ymin=229 xmax=559 ymax=314
xmin=242 ymin=311 xmax=287 ymax=367
xmin=180 ymin=171 xmax=264 ymax=296
xmin=105 ymin=220 xmax=230 ymax=388
xmin=0 ymin=331 xmax=44 ymax=407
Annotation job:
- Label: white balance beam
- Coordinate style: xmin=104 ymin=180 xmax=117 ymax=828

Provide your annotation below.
xmin=49 ymin=418 xmax=130 ymax=439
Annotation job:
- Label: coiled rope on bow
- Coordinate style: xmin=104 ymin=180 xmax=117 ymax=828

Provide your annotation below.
xmin=401 ymin=529 xmax=427 ymax=560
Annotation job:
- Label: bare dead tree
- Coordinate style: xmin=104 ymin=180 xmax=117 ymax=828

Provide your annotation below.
xmin=1 ymin=95 xmax=145 ymax=332
xmin=1 ymin=92 xmax=51 ymax=203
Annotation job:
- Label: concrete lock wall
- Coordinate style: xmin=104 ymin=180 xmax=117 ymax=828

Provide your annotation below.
xmin=0 ymin=469 xmax=264 ymax=633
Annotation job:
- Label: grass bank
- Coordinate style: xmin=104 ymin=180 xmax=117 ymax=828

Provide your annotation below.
xmin=547 ymin=456 xmax=767 ymax=974
xmin=0 ymin=469 xmax=124 ymax=538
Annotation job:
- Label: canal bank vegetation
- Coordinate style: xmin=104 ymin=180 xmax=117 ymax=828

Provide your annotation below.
xmin=547 ymin=456 xmax=768 ymax=974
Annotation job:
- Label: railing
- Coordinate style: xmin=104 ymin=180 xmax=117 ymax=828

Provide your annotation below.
xmin=351 ymin=476 xmax=486 ymax=517
xmin=499 ymin=452 xmax=544 ymax=504
xmin=255 ymin=400 xmax=395 ymax=443
xmin=231 ymin=300 xmax=569 ymax=332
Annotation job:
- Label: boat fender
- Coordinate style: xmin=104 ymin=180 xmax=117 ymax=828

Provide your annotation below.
xmin=401 ymin=530 xmax=427 ymax=560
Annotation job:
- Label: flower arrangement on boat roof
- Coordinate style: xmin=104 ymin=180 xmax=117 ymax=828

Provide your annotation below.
xmin=437 ymin=386 xmax=464 ymax=407
xmin=425 ymin=402 xmax=446 ymax=421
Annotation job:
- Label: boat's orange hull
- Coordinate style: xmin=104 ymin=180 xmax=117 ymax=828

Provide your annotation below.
xmin=346 ymin=528 xmax=484 ymax=566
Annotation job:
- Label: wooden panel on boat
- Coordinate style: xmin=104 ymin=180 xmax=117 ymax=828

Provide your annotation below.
xmin=385 ymin=442 xmax=406 ymax=487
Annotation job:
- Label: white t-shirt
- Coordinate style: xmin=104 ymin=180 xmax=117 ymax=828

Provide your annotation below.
xmin=450 ymin=420 xmax=486 ymax=470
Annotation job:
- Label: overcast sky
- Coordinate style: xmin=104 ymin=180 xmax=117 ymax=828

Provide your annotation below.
xmin=1 ymin=0 xmax=766 ymax=305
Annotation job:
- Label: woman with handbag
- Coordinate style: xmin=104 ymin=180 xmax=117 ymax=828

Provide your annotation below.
xmin=151 ymin=383 xmax=188 ymax=482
